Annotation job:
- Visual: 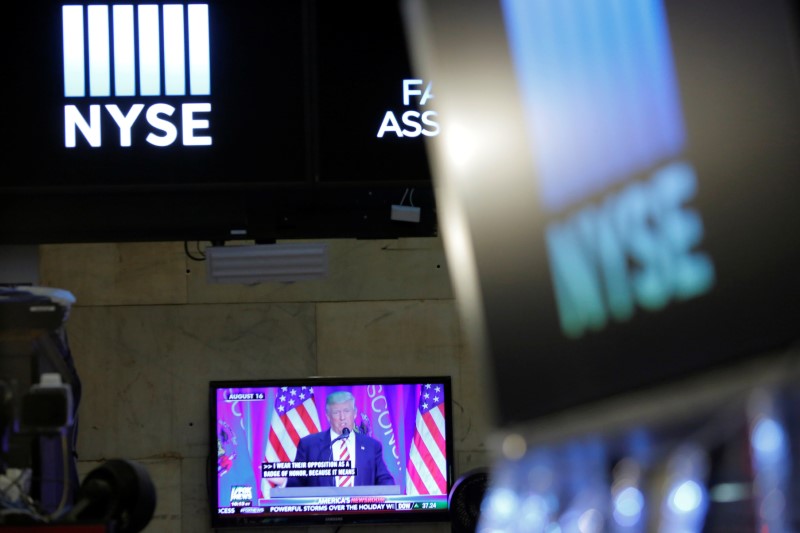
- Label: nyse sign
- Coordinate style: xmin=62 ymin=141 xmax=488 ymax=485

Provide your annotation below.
xmin=546 ymin=163 xmax=715 ymax=338
xmin=499 ymin=0 xmax=717 ymax=339
xmin=61 ymin=4 xmax=213 ymax=148
xmin=65 ymin=103 xmax=211 ymax=147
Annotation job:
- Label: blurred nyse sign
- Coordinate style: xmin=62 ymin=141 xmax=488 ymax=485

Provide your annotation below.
xmin=502 ymin=0 xmax=715 ymax=338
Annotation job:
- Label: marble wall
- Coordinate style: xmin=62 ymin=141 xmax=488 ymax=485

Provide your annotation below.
xmin=39 ymin=238 xmax=494 ymax=533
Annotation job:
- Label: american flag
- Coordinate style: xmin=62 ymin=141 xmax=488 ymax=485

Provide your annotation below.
xmin=261 ymin=386 xmax=321 ymax=495
xmin=405 ymin=383 xmax=447 ymax=495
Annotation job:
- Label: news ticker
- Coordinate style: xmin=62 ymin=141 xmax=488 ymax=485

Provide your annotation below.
xmin=220 ymin=494 xmax=448 ymax=515
xmin=262 ymin=460 xmax=355 ymax=479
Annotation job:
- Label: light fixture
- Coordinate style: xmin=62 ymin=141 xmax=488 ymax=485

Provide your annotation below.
xmin=205 ymin=243 xmax=329 ymax=284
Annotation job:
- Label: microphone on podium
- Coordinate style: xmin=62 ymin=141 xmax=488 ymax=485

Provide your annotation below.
xmin=327 ymin=427 xmax=351 ymax=461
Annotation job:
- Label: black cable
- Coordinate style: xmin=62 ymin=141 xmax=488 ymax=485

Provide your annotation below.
xmin=184 ymin=241 xmax=206 ymax=262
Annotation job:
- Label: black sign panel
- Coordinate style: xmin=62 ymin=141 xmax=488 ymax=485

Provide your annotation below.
xmin=314 ymin=0 xmax=433 ymax=183
xmin=4 ymin=1 xmax=307 ymax=190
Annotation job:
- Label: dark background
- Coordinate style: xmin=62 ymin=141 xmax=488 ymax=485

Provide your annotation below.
xmin=0 ymin=0 xmax=435 ymax=244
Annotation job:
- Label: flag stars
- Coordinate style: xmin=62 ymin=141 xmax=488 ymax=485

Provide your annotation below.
xmin=288 ymin=399 xmax=295 ymax=406
xmin=290 ymin=389 xmax=297 ymax=396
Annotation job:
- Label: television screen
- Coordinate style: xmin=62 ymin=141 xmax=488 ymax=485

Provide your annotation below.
xmin=209 ymin=376 xmax=453 ymax=528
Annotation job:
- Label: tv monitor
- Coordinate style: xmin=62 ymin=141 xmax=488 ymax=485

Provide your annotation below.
xmin=209 ymin=376 xmax=453 ymax=528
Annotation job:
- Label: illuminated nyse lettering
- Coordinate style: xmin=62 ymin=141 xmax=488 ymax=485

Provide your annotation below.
xmin=62 ymin=4 xmax=213 ymax=148
xmin=377 ymin=79 xmax=440 ymax=138
xmin=546 ymin=162 xmax=715 ymax=338
xmin=65 ymin=104 xmax=212 ymax=148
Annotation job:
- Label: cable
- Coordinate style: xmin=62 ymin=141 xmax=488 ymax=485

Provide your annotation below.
xmin=184 ymin=241 xmax=206 ymax=262
xmin=399 ymin=188 xmax=410 ymax=206
xmin=46 ymin=431 xmax=71 ymax=521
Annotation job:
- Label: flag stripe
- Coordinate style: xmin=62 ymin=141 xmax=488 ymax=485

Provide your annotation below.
xmin=296 ymin=402 xmax=319 ymax=434
xmin=267 ymin=428 xmax=291 ymax=462
xmin=274 ymin=423 xmax=298 ymax=458
xmin=406 ymin=453 xmax=429 ymax=494
xmin=405 ymin=384 xmax=448 ymax=496
xmin=413 ymin=428 xmax=447 ymax=493
xmin=282 ymin=414 xmax=302 ymax=445
xmin=418 ymin=425 xmax=446 ymax=483
xmin=422 ymin=404 xmax=446 ymax=456
xmin=263 ymin=388 xmax=322 ymax=498
xmin=408 ymin=441 xmax=434 ymax=494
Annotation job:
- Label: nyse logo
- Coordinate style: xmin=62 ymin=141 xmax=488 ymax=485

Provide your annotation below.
xmin=377 ymin=79 xmax=440 ymax=138
xmin=501 ymin=0 xmax=716 ymax=337
xmin=62 ymin=4 xmax=212 ymax=148
xmin=546 ymin=163 xmax=715 ymax=338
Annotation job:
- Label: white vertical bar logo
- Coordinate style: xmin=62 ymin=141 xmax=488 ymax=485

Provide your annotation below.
xmin=113 ymin=5 xmax=135 ymax=96
xmin=138 ymin=5 xmax=161 ymax=96
xmin=163 ymin=5 xmax=186 ymax=96
xmin=62 ymin=6 xmax=85 ymax=97
xmin=61 ymin=4 xmax=211 ymax=98
xmin=87 ymin=5 xmax=110 ymax=97
xmin=188 ymin=4 xmax=210 ymax=96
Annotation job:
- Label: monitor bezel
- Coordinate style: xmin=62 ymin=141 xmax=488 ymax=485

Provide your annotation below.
xmin=208 ymin=375 xmax=455 ymax=528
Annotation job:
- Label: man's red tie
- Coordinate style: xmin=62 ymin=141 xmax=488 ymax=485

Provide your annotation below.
xmin=336 ymin=440 xmax=353 ymax=487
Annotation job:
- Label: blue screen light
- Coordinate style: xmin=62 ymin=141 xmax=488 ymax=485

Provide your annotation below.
xmin=668 ymin=480 xmax=704 ymax=515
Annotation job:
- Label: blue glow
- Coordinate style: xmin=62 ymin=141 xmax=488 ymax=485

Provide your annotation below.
xmin=518 ymin=494 xmax=549 ymax=531
xmin=481 ymin=488 xmax=519 ymax=523
xmin=163 ymin=5 xmax=186 ymax=96
xmin=138 ymin=5 xmax=161 ymax=96
xmin=709 ymin=482 xmax=751 ymax=503
xmin=112 ymin=5 xmax=135 ymax=96
xmin=668 ymin=480 xmax=704 ymax=514
xmin=613 ymin=486 xmax=644 ymax=526
xmin=188 ymin=4 xmax=211 ymax=96
xmin=87 ymin=5 xmax=110 ymax=97
xmin=501 ymin=0 xmax=685 ymax=212
xmin=752 ymin=418 xmax=786 ymax=457
xmin=62 ymin=6 xmax=85 ymax=97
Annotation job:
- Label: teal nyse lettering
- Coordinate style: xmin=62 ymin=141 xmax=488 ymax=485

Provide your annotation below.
xmin=546 ymin=162 xmax=715 ymax=338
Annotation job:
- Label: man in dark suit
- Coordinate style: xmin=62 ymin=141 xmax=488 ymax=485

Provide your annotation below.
xmin=287 ymin=390 xmax=395 ymax=487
